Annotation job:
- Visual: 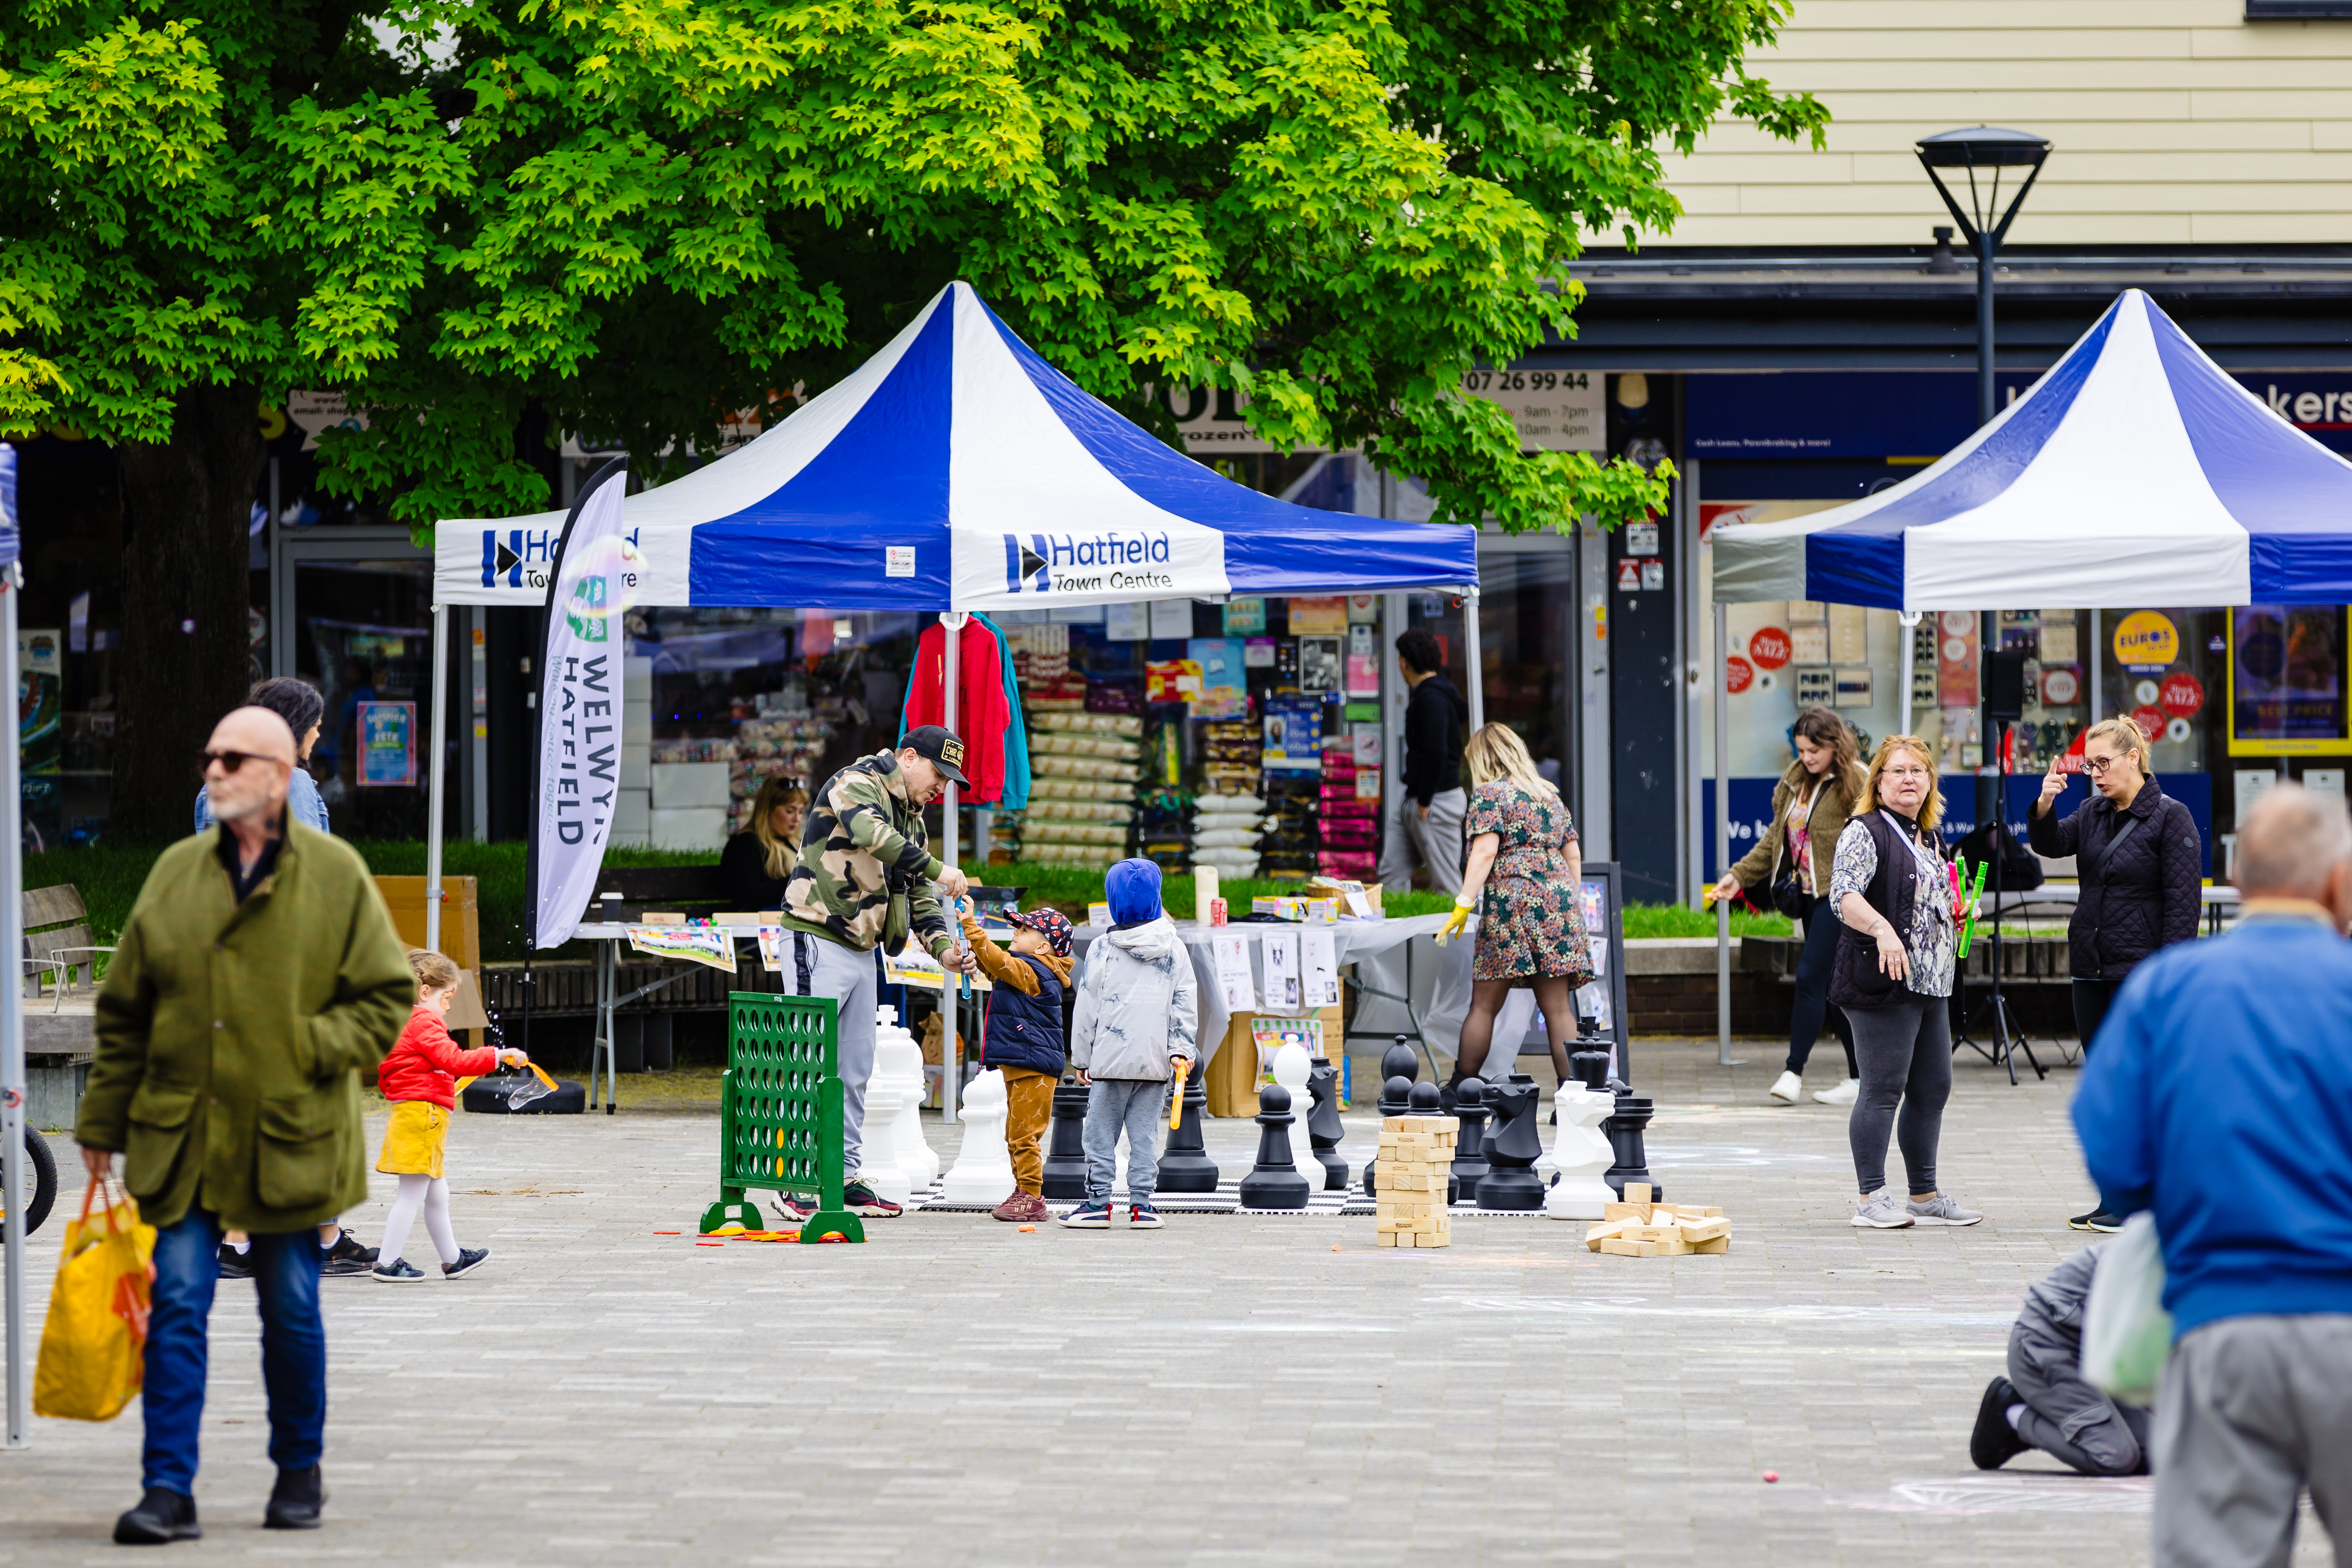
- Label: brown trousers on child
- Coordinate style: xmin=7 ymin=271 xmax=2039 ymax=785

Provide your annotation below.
xmin=1000 ymin=1067 xmax=1057 ymax=1196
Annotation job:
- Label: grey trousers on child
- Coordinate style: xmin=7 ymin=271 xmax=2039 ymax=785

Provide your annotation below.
xmin=2154 ymin=1313 xmax=2352 ymax=1568
xmin=1081 ymin=1078 xmax=1168 ymax=1204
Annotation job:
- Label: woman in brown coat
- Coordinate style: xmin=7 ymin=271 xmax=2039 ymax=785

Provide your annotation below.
xmin=1710 ymin=707 xmax=1868 ymax=1107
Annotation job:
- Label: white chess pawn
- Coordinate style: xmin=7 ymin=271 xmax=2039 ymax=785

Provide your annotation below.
xmin=941 ymin=1068 xmax=1016 ymax=1203
xmin=874 ymin=1006 xmax=939 ymax=1192
xmin=1270 ymin=1042 xmax=1319 ymax=1192
xmin=858 ymin=1033 xmax=913 ymax=1207
xmin=1544 ymin=1081 xmax=1618 ymax=1221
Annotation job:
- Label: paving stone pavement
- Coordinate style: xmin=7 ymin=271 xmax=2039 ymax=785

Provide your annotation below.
xmin=1 ymin=1039 xmax=2336 ymax=1566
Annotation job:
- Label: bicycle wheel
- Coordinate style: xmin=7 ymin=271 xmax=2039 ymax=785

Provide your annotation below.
xmin=4 ymin=1124 xmax=57 ymax=1236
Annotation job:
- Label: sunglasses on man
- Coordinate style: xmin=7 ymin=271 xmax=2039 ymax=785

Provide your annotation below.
xmin=199 ymin=748 xmax=288 ymax=775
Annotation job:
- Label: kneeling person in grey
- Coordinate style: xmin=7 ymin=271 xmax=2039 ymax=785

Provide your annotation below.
xmin=1973 ymin=1245 xmax=2150 ymax=1476
xmin=1062 ymin=858 xmax=1197 ymax=1230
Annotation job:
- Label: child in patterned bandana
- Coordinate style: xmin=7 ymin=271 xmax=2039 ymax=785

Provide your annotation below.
xmin=956 ymin=905 xmax=1075 ymax=1224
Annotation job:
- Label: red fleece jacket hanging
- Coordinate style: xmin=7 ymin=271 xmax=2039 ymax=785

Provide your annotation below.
xmin=904 ymin=618 xmax=1009 ymax=803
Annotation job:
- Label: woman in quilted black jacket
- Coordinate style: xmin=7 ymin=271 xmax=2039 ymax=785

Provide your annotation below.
xmin=2028 ymin=715 xmax=2203 ymax=1230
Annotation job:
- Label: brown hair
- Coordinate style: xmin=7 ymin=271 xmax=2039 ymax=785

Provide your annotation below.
xmin=2083 ymin=716 xmax=2153 ymax=778
xmin=1856 ymin=734 xmax=1943 ymax=832
xmin=406 ymin=948 xmax=461 ymax=994
xmin=750 ymin=775 xmax=810 ymax=881
xmin=1788 ymin=707 xmax=1867 ymax=804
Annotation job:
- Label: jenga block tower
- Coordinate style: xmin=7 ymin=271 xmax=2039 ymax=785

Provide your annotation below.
xmin=1373 ymin=1113 xmax=1457 ymax=1248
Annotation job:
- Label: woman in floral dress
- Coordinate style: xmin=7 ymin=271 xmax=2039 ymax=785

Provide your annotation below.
xmin=1443 ymin=723 xmax=1596 ymax=1087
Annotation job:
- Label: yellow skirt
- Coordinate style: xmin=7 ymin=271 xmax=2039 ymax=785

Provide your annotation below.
xmin=376 ymin=1100 xmax=451 ymax=1179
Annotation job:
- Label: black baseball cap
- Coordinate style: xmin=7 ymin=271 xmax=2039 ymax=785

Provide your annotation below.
xmin=899 ymin=724 xmax=970 ymax=786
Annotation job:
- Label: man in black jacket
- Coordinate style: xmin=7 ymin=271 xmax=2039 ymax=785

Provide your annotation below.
xmin=1378 ymin=628 xmax=1469 ymax=894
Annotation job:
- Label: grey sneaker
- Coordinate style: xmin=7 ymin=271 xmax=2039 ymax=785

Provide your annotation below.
xmin=1906 ymin=1193 xmax=1984 ymax=1226
xmin=1851 ymin=1190 xmax=1915 ymax=1228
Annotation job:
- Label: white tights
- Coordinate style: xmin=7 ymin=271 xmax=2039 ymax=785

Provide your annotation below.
xmin=378 ymin=1174 xmax=460 ymax=1268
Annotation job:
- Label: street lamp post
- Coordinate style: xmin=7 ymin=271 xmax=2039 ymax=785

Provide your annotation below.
xmin=1916 ymin=126 xmax=2053 ymax=428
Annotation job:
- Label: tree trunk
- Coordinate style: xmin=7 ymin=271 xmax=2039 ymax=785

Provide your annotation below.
xmin=110 ymin=381 xmax=264 ymax=843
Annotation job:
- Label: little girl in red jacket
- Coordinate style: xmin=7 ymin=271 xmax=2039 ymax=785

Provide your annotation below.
xmin=370 ymin=949 xmax=527 ymax=1283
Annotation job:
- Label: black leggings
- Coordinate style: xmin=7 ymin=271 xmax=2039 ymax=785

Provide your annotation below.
xmin=1787 ymin=895 xmax=1857 ymax=1078
xmin=1847 ymin=993 xmax=1953 ymax=1196
xmin=2071 ymin=978 xmax=2120 ymax=1058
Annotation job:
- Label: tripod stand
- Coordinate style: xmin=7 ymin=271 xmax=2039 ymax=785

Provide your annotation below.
xmin=1952 ymin=720 xmax=2046 ymax=1085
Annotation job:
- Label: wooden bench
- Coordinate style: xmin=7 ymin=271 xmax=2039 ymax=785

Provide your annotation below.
xmin=23 ymin=883 xmax=113 ymax=1011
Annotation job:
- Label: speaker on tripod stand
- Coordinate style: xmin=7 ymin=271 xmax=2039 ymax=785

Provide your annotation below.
xmin=1954 ymin=648 xmax=2046 ymax=1084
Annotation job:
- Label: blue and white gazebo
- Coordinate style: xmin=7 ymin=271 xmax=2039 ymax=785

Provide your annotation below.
xmin=1712 ymin=287 xmax=2352 ymax=611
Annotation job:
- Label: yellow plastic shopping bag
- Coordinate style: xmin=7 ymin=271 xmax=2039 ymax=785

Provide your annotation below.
xmin=33 ymin=1179 xmax=157 ymax=1422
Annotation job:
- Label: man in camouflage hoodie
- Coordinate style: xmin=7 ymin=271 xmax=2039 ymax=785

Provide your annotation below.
xmin=774 ymin=724 xmax=975 ymax=1218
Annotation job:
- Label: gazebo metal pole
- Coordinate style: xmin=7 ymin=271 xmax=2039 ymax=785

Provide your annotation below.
xmin=1714 ymin=600 xmax=1738 ymax=1068
xmin=939 ymin=610 xmax=963 ymax=1125
xmin=426 ymin=602 xmax=449 ymax=954
xmin=2 ymin=562 xmax=26 ymax=1447
xmin=1463 ymin=586 xmax=1485 ymax=730
xmin=1899 ymin=610 xmax=1923 ymax=736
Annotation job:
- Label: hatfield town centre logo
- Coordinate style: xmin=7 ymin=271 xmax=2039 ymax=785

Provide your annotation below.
xmin=1001 ymin=530 xmax=1176 ymax=595
xmin=483 ymin=526 xmax=558 ymax=590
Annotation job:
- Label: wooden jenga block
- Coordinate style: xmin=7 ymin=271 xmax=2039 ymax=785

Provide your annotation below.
xmin=1603 ymin=1201 xmax=1653 ymax=1223
xmin=1375 ymin=1230 xmax=1398 ymax=1247
xmin=1413 ymin=1230 xmax=1450 ymax=1247
xmin=1625 ymin=1183 xmax=1652 ymax=1204
xmin=1585 ymin=1221 xmax=1626 ymax=1251
xmin=1678 ymin=1218 xmax=1731 ymax=1243
xmin=1599 ymin=1237 xmax=1659 ymax=1257
xmin=1692 ymin=1235 xmax=1729 ymax=1253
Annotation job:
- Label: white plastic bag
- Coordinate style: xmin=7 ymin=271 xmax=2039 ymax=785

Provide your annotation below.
xmin=2080 ymin=1211 xmax=2173 ymax=1406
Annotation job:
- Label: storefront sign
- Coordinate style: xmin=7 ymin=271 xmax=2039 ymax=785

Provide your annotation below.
xmin=357 ymin=702 xmax=416 ymax=787
xmin=1157 ymin=370 xmax=1603 ymax=455
xmin=2230 ymin=605 xmax=2352 ymax=756
xmin=2131 ymin=704 xmax=2169 ymax=743
xmin=2040 ymin=665 xmax=2081 ymax=707
xmin=1747 ymin=627 xmax=1791 ymax=670
xmin=1724 ymin=655 xmax=1754 ymax=694
xmin=1615 ymin=559 xmax=1641 ymax=592
xmin=2160 ymin=671 xmax=2205 ymax=720
xmin=1626 ymin=521 xmax=1660 ymax=555
xmin=1937 ymin=611 xmax=1978 ymax=708
xmin=2112 ymin=610 xmax=2180 ymax=672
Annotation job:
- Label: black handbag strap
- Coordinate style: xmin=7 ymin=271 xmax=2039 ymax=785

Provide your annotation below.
xmin=2081 ymin=810 xmax=2141 ymax=882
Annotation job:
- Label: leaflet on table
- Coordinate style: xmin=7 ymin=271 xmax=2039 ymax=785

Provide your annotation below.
xmin=881 ymin=945 xmax=992 ymax=991
xmin=627 ymin=921 xmax=737 ymax=972
xmin=1262 ymin=928 xmax=1302 ymax=1012
xmin=1299 ymin=927 xmax=1340 ymax=1008
xmin=1210 ymin=932 xmax=1257 ymax=1013
xmin=756 ymin=926 xmax=785 ymax=972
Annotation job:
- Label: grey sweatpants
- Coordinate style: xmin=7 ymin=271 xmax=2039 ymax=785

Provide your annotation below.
xmin=1082 ymin=1078 xmax=1169 ymax=1204
xmin=2154 ymin=1313 xmax=2352 ymax=1568
xmin=793 ymin=932 xmax=879 ymax=1175
xmin=1379 ymin=786 xmax=1467 ymax=896
xmin=2008 ymin=1317 xmax=2151 ymax=1475
xmin=1845 ymin=991 xmax=1952 ymax=1195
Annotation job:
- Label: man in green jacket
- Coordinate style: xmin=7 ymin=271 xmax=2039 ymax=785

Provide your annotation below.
xmin=773 ymin=725 xmax=974 ymax=1221
xmin=77 ymin=706 xmax=414 ymax=1544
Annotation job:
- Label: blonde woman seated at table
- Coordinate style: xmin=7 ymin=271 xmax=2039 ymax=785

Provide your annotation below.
xmin=720 ymin=776 xmax=808 ymax=912
xmin=1438 ymin=724 xmax=1595 ymax=1092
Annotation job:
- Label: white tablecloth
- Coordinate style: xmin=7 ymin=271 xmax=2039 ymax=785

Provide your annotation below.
xmin=1070 ymin=915 xmax=1454 ymax=1063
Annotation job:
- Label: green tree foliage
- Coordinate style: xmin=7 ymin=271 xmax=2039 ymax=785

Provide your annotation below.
xmin=1 ymin=0 xmax=1821 ymax=829
xmin=5 ymin=0 xmax=1822 ymax=532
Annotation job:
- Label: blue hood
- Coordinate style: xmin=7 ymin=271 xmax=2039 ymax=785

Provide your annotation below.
xmin=1105 ymin=857 xmax=1163 ymax=924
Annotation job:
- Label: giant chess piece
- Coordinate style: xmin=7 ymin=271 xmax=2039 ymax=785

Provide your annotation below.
xmin=1408 ymin=1082 xmax=1460 ymax=1205
xmin=1306 ymin=1058 xmax=1348 ymax=1191
xmin=1602 ymin=1084 xmax=1659 ymax=1201
xmin=1449 ymin=1077 xmax=1492 ymax=1204
xmin=940 ymin=1068 xmax=1016 ymax=1204
xmin=1270 ymin=1043 xmax=1320 ymax=1191
xmin=1544 ymin=1074 xmax=1618 ymax=1220
xmin=1041 ymin=1076 xmax=1092 ymax=1200
xmin=876 ymin=1007 xmax=939 ymax=1191
xmin=1477 ymin=1073 xmax=1545 ymax=1210
xmin=857 ymin=1031 xmax=914 ymax=1206
xmin=1157 ymin=1059 xmax=1220 ymax=1194
xmin=1359 ymin=1038 xmax=1422 ymax=1197
xmin=1237 ymin=1083 xmax=1311 ymax=1210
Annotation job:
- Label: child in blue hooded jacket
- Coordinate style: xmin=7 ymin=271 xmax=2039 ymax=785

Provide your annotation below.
xmin=1062 ymin=858 xmax=1198 ymax=1228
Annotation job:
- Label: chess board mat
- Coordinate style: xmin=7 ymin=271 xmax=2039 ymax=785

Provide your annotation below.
xmin=897 ymin=1178 xmax=1560 ymax=1218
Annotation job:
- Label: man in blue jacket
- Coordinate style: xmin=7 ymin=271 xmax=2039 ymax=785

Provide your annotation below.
xmin=2074 ymin=782 xmax=2352 ymax=1567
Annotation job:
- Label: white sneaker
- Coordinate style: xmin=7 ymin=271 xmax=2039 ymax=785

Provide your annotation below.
xmin=1851 ymin=1189 xmax=1915 ymax=1228
xmin=1813 ymin=1077 xmax=1861 ymax=1107
xmin=1768 ymin=1070 xmax=1803 ymax=1104
xmin=1906 ymin=1193 xmax=1984 ymax=1226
